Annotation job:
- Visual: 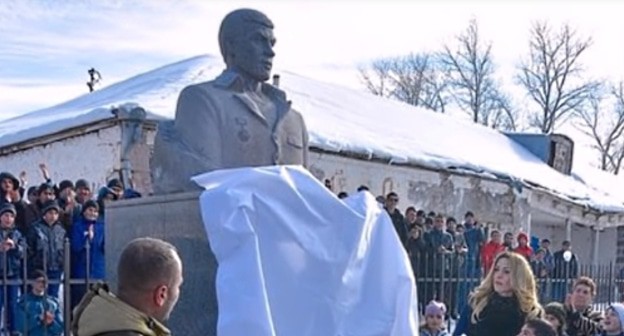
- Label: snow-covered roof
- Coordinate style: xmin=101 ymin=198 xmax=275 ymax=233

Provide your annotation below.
xmin=3 ymin=55 xmax=624 ymax=212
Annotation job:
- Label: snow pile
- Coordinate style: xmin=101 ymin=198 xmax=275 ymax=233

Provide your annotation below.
xmin=2 ymin=55 xmax=623 ymax=212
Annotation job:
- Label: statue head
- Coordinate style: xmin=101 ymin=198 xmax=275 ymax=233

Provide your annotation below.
xmin=218 ymin=9 xmax=276 ymax=82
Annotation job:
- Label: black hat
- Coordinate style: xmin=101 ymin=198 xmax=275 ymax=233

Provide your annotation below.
xmin=544 ymin=302 xmax=566 ymax=330
xmin=37 ymin=183 xmax=54 ymax=195
xmin=0 ymin=172 xmax=19 ymax=190
xmin=75 ymin=179 xmax=90 ymax=190
xmin=81 ymin=200 xmax=99 ymax=214
xmin=107 ymin=178 xmax=123 ymax=190
xmin=41 ymin=200 xmax=61 ymax=215
xmin=0 ymin=203 xmax=16 ymax=216
xmin=58 ymin=180 xmax=74 ymax=191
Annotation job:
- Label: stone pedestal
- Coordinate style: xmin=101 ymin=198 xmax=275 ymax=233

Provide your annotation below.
xmin=106 ymin=191 xmax=218 ymax=336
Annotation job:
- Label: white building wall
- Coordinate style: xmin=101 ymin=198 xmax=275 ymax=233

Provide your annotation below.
xmin=308 ymin=152 xmax=526 ymax=228
xmin=0 ymin=127 xmax=121 ymax=192
xmin=598 ymin=227 xmax=617 ymax=265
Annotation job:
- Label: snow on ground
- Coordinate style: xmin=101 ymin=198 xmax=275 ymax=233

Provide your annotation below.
xmin=1 ymin=54 xmax=623 ymax=212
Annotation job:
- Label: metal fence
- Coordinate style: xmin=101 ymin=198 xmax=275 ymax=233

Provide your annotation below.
xmin=0 ymin=238 xmax=98 ymax=336
xmin=411 ymin=251 xmax=624 ymax=318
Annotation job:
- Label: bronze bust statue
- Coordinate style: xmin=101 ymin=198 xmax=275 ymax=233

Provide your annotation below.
xmin=151 ymin=9 xmax=309 ymax=194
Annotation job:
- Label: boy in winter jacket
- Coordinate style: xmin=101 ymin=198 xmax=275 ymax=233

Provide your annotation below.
xmin=0 ymin=203 xmax=25 ymax=334
xmin=420 ymin=301 xmax=450 ymax=336
xmin=25 ymin=201 xmax=66 ymax=298
xmin=70 ymin=200 xmax=105 ymax=310
xmin=597 ymin=303 xmax=624 ymax=336
xmin=15 ymin=270 xmax=63 ymax=336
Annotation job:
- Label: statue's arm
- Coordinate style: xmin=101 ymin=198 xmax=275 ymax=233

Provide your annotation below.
xmin=174 ymin=85 xmax=222 ymax=170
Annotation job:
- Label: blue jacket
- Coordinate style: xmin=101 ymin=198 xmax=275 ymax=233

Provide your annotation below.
xmin=70 ymin=216 xmax=105 ymax=279
xmin=0 ymin=226 xmax=24 ymax=277
xmin=26 ymin=220 xmax=66 ymax=273
xmin=15 ymin=292 xmax=63 ymax=336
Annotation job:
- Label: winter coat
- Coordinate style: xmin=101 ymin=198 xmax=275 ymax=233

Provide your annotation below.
xmin=514 ymin=245 xmax=533 ymax=260
xmin=0 ymin=226 xmax=24 ymax=277
xmin=72 ymin=283 xmax=171 ymax=336
xmin=15 ymin=292 xmax=63 ymax=336
xmin=553 ymin=250 xmax=579 ymax=279
xmin=70 ymin=216 xmax=105 ymax=279
xmin=385 ymin=208 xmax=407 ymax=247
xmin=26 ymin=219 xmax=66 ymax=273
xmin=480 ymin=241 xmax=505 ymax=274
xmin=454 ymin=293 xmax=532 ymax=336
xmin=566 ymin=306 xmax=602 ymax=336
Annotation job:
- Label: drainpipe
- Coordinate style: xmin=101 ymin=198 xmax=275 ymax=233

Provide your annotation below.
xmin=112 ymin=105 xmax=146 ymax=190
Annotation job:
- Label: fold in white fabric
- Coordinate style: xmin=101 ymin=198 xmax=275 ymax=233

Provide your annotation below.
xmin=193 ymin=165 xmax=419 ymax=336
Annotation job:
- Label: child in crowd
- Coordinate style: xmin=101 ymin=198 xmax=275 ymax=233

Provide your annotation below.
xmin=517 ymin=318 xmax=557 ymax=336
xmin=15 ymin=270 xmax=63 ymax=336
xmin=597 ymin=303 xmax=624 ymax=336
xmin=420 ymin=301 xmax=449 ymax=336
xmin=544 ymin=302 xmax=568 ymax=336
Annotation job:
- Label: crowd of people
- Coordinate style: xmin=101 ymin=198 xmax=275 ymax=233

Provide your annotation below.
xmin=337 ymin=187 xmax=622 ymax=336
xmin=0 ymin=164 xmax=138 ymax=336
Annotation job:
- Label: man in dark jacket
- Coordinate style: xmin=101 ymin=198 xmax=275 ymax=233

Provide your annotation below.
xmin=384 ymin=192 xmax=407 ymax=248
xmin=553 ymin=240 xmax=579 ymax=302
xmin=72 ymin=237 xmax=182 ymax=336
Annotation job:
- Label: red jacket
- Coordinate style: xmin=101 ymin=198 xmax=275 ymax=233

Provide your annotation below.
xmin=481 ymin=241 xmax=505 ymax=274
xmin=514 ymin=233 xmax=533 ymax=260
xmin=514 ymin=245 xmax=533 ymax=260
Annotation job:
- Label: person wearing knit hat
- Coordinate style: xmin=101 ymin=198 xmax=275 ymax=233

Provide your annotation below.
xmin=0 ymin=172 xmax=20 ymax=191
xmin=107 ymin=178 xmax=124 ymax=200
xmin=58 ymin=180 xmax=74 ymax=193
xmin=420 ymin=300 xmax=449 ymax=336
xmin=600 ymin=303 xmax=624 ymax=336
xmin=74 ymin=179 xmax=92 ymax=205
xmin=41 ymin=200 xmax=61 ymax=216
xmin=27 ymin=199 xmax=66 ymax=298
xmin=0 ymin=201 xmax=23 ymax=335
xmin=544 ymin=302 xmax=568 ymax=336
xmin=0 ymin=203 xmax=16 ymax=217
xmin=81 ymin=200 xmax=99 ymax=214
xmin=70 ymin=197 xmax=105 ymax=311
xmin=517 ymin=318 xmax=557 ymax=336
xmin=514 ymin=232 xmax=534 ymax=260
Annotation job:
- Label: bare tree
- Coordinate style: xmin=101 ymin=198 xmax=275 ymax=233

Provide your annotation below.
xmin=576 ymin=82 xmax=624 ymax=174
xmin=359 ymin=59 xmax=393 ymax=97
xmin=441 ymin=18 xmax=516 ymax=130
xmin=387 ymin=53 xmax=448 ymax=112
xmin=358 ymin=53 xmax=449 ymax=112
xmin=517 ymin=21 xmax=600 ymax=133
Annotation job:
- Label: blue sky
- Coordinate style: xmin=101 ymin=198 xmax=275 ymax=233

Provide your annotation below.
xmin=2 ymin=0 xmax=624 ymax=126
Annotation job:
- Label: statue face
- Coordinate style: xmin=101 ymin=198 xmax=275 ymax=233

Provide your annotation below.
xmin=231 ymin=23 xmax=276 ymax=82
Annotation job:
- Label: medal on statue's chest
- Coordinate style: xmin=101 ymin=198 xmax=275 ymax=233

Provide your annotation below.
xmin=235 ymin=117 xmax=250 ymax=142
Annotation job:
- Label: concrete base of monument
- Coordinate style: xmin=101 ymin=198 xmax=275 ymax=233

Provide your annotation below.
xmin=105 ymin=191 xmax=218 ymax=336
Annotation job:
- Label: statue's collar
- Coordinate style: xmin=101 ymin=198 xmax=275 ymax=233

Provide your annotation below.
xmin=214 ymin=70 xmax=287 ymax=101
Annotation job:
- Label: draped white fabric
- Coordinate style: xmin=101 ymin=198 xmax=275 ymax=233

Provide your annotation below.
xmin=193 ymin=165 xmax=419 ymax=336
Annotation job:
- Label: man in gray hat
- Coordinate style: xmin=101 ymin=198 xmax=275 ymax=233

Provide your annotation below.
xmin=151 ymin=8 xmax=309 ymax=194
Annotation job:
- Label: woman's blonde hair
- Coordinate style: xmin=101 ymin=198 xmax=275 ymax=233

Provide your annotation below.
xmin=469 ymin=251 xmax=543 ymax=323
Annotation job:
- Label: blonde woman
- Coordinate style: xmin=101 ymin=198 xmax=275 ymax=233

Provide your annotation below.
xmin=453 ymin=251 xmax=543 ymax=336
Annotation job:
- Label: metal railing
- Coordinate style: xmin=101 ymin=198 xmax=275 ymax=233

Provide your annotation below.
xmin=0 ymin=238 xmax=99 ymax=336
xmin=409 ymin=250 xmax=623 ymax=318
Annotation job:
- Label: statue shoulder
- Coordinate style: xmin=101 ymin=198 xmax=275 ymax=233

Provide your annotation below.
xmin=179 ymin=81 xmax=219 ymax=97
